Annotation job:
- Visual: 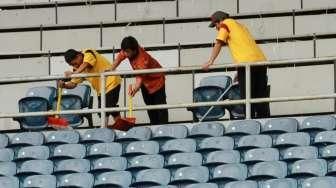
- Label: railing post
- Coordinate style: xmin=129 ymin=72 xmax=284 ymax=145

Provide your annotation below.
xmin=245 ymin=64 xmax=252 ymax=119
xmin=334 ymin=60 xmax=336 ymax=113
xmin=100 ymin=74 xmax=106 ymax=128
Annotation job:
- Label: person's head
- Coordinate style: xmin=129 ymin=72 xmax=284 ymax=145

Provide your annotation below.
xmin=209 ymin=11 xmax=230 ymax=30
xmin=121 ymin=36 xmax=140 ymax=59
xmin=64 ymin=49 xmax=83 ymax=68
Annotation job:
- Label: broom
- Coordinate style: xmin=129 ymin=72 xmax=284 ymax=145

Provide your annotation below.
xmin=48 ymin=86 xmax=69 ymax=129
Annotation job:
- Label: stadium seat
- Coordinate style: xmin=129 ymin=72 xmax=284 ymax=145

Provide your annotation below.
xmin=225 ymin=84 xmax=245 ymax=119
xmin=57 ymin=173 xmax=94 ymax=188
xmin=81 ymin=128 xmax=115 ymax=144
xmin=46 ymin=130 xmax=80 ymax=145
xmin=274 ymin=132 xmax=310 ymax=148
xmin=116 ymin=126 xmax=152 ymax=142
xmin=259 ymin=178 xmax=297 ymax=188
xmin=281 ymin=146 xmax=318 ymax=161
xmin=50 ymin=144 xmax=86 ymax=160
xmin=185 ymin=183 xmax=218 ymax=188
xmin=320 ymin=144 xmax=336 ymax=159
xmin=16 ymin=160 xmax=53 ymax=176
xmin=199 ymin=75 xmax=232 ymax=89
xmin=25 ymin=86 xmax=56 ymax=107
xmin=262 ymin=118 xmax=298 ymax=135
xmin=15 ymin=145 xmax=50 ymax=161
xmin=0 ymin=134 xmax=8 ymax=148
xmin=210 ymin=163 xmax=248 ymax=182
xmin=300 ymin=115 xmax=336 ymax=133
xmin=314 ymin=131 xmax=336 ymax=146
xmin=189 ymin=122 xmax=224 ymax=138
xmin=243 ymin=148 xmax=279 ymax=164
xmin=225 ymin=120 xmax=261 ymax=136
xmin=0 ymin=176 xmax=19 ymax=188
xmin=52 ymin=95 xmax=83 ymax=128
xmin=127 ymin=154 xmax=164 ymax=171
xmin=301 ymin=176 xmax=336 ymax=188
xmin=204 ymin=150 xmax=240 ymax=167
xmin=151 ymin=186 xmax=178 ymax=188
xmin=86 ymin=142 xmax=122 ymax=159
xmin=94 ymin=171 xmax=132 ymax=187
xmin=170 ymin=166 xmax=209 ymax=185
xmin=132 ymin=168 xmax=171 ymax=187
xmin=54 ymin=159 xmax=90 ymax=175
xmin=248 ymin=161 xmax=287 ymax=180
xmin=197 ymin=136 xmax=234 ymax=153
xmin=124 ymin=140 xmax=160 ymax=157
xmin=152 ymin=124 xmax=188 ymax=141
xmin=0 ymin=148 xmax=14 ymax=162
xmin=237 ymin=135 xmax=273 ymax=150
xmin=0 ymin=162 xmax=16 ymax=176
xmin=9 ymin=132 xmax=44 ymax=148
xmin=90 ymin=156 xmax=127 ymax=173
xmin=223 ymin=180 xmax=258 ymax=188
xmin=165 ymin=152 xmax=203 ymax=168
xmin=160 ymin=138 xmax=196 ymax=155
xmin=288 ymin=159 xmax=327 ymax=177
xmin=23 ymin=175 xmax=57 ymax=188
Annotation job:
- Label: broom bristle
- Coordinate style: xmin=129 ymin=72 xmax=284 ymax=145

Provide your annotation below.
xmin=48 ymin=116 xmax=69 ymax=129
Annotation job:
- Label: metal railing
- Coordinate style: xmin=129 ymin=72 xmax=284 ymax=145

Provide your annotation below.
xmin=0 ymin=56 xmax=335 ymax=128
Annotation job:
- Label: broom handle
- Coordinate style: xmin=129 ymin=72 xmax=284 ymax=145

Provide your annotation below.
xmin=56 ymin=87 xmax=62 ymax=118
xmin=128 ymin=96 xmax=133 ymax=117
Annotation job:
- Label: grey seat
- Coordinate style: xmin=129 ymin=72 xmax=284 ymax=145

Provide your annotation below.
xmin=225 ymin=120 xmax=261 ymax=136
xmin=17 ymin=160 xmax=53 ymax=176
xmin=50 ymin=144 xmax=86 ymax=160
xmin=301 ymin=176 xmax=336 ymax=188
xmin=0 ymin=134 xmax=9 ymax=149
xmin=131 ymin=168 xmax=171 ymax=187
xmin=124 ymin=140 xmax=159 ymax=157
xmin=0 ymin=148 xmax=14 ymax=162
xmin=46 ymin=130 xmax=80 ymax=145
xmin=320 ymin=144 xmax=336 ymax=159
xmin=54 ymin=159 xmax=90 ymax=175
xmin=274 ymin=132 xmax=310 ymax=148
xmin=288 ymin=159 xmax=327 ymax=178
xmin=189 ymin=122 xmax=224 ymax=138
xmin=23 ymin=175 xmax=56 ymax=188
xmin=210 ymin=163 xmax=247 ymax=182
xmin=223 ymin=180 xmax=258 ymax=188
xmin=86 ymin=142 xmax=122 ymax=159
xmin=165 ymin=152 xmax=202 ymax=168
xmin=127 ymin=154 xmax=164 ymax=171
xmin=9 ymin=132 xmax=44 ymax=148
xmin=116 ymin=127 xmax=152 ymax=142
xmin=0 ymin=162 xmax=16 ymax=176
xmin=237 ymin=135 xmax=273 ymax=150
xmin=197 ymin=136 xmax=234 ymax=152
xmin=185 ymin=183 xmax=218 ymax=188
xmin=57 ymin=173 xmax=94 ymax=188
xmin=0 ymin=176 xmax=19 ymax=188
xmin=259 ymin=178 xmax=297 ymax=188
xmin=15 ymin=145 xmax=49 ymax=161
xmin=327 ymin=160 xmax=336 ymax=176
xmin=248 ymin=161 xmax=287 ymax=180
xmin=90 ymin=157 xmax=127 ymax=173
xmin=160 ymin=139 xmax=196 ymax=155
xmin=94 ymin=171 xmax=132 ymax=187
xmin=243 ymin=148 xmax=279 ymax=164
xmin=204 ymin=150 xmax=240 ymax=167
xmin=152 ymin=124 xmax=188 ymax=141
xmin=81 ymin=128 xmax=115 ymax=143
xmin=262 ymin=118 xmax=298 ymax=135
xmin=300 ymin=115 xmax=336 ymax=133
xmin=314 ymin=131 xmax=336 ymax=146
xmin=281 ymin=146 xmax=318 ymax=161
xmin=170 ymin=166 xmax=209 ymax=185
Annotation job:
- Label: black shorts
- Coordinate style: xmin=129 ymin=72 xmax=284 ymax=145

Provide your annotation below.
xmin=98 ymin=84 xmax=121 ymax=118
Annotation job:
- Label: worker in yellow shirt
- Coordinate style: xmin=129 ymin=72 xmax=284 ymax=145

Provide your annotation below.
xmin=202 ymin=11 xmax=270 ymax=118
xmin=59 ymin=49 xmax=122 ymax=125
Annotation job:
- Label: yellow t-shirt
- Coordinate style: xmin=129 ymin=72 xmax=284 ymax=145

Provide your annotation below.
xmin=70 ymin=49 xmax=121 ymax=95
xmin=216 ymin=19 xmax=266 ymax=64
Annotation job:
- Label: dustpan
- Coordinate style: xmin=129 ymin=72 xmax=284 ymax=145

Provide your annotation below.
xmin=110 ymin=95 xmax=136 ymax=131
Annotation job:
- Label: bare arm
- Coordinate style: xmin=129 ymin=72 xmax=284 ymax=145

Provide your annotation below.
xmin=109 ymin=59 xmax=123 ymax=71
xmin=58 ymin=80 xmax=77 ymax=89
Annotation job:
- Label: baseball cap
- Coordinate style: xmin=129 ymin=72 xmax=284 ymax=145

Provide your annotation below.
xmin=209 ymin=11 xmax=230 ymax=28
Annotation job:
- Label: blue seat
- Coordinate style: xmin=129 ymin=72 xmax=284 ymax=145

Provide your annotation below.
xmin=274 ymin=132 xmax=310 ymax=148
xmin=327 ymin=160 xmax=336 ymax=176
xmin=57 ymin=173 xmax=94 ymax=188
xmin=223 ymin=180 xmax=258 ymax=188
xmin=243 ymin=148 xmax=279 ymax=164
xmin=16 ymin=160 xmax=53 ymax=176
xmin=189 ymin=122 xmax=224 ymax=138
xmin=199 ymin=75 xmax=232 ymax=89
xmin=288 ymin=159 xmax=327 ymax=178
xmin=225 ymin=120 xmax=261 ymax=136
xmin=210 ymin=163 xmax=247 ymax=182
xmin=52 ymin=95 xmax=83 ymax=128
xmin=160 ymin=139 xmax=196 ymax=155
xmin=281 ymin=146 xmax=318 ymax=161
xmin=23 ymin=175 xmax=56 ymax=188
xmin=185 ymin=183 xmax=218 ymax=188
xmin=0 ymin=148 xmax=14 ymax=162
xmin=90 ymin=157 xmax=127 ymax=173
xmin=81 ymin=128 xmax=115 ymax=144
xmin=165 ymin=152 xmax=203 ymax=168
xmin=300 ymin=115 xmax=336 ymax=133
xmin=86 ymin=142 xmax=122 ymax=159
xmin=15 ymin=145 xmax=50 ymax=161
xmin=225 ymin=84 xmax=245 ymax=119
xmin=127 ymin=154 xmax=164 ymax=171
xmin=9 ymin=132 xmax=44 ymax=148
xmin=0 ymin=162 xmax=16 ymax=176
xmin=50 ymin=144 xmax=86 ymax=160
xmin=54 ymin=159 xmax=90 ymax=175
xmin=170 ymin=166 xmax=209 ymax=185
xmin=197 ymin=136 xmax=234 ymax=153
xmin=320 ymin=144 xmax=336 ymax=159
xmin=46 ymin=130 xmax=80 ymax=145
xmin=262 ymin=118 xmax=298 ymax=135
xmin=94 ymin=171 xmax=132 ymax=187
xmin=132 ymin=168 xmax=171 ymax=187
xmin=152 ymin=124 xmax=188 ymax=141
xmin=0 ymin=134 xmax=8 ymax=149
xmin=259 ymin=178 xmax=297 ymax=188
xmin=0 ymin=176 xmax=19 ymax=188
xmin=26 ymin=86 xmax=57 ymax=107
xmin=116 ymin=127 xmax=152 ymax=142
xmin=302 ymin=176 xmax=336 ymax=188
xmin=204 ymin=150 xmax=240 ymax=167
xmin=314 ymin=131 xmax=336 ymax=146
xmin=248 ymin=161 xmax=287 ymax=180
xmin=124 ymin=141 xmax=159 ymax=157
xmin=237 ymin=135 xmax=273 ymax=150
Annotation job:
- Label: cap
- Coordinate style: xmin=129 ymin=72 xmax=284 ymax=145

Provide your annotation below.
xmin=209 ymin=11 xmax=230 ymax=28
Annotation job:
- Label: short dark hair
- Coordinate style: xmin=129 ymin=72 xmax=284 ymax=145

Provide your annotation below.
xmin=64 ymin=49 xmax=80 ymax=64
xmin=121 ymin=36 xmax=139 ymax=51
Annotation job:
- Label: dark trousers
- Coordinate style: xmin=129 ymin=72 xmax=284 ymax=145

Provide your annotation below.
xmin=98 ymin=85 xmax=121 ymax=118
xmin=237 ymin=66 xmax=270 ymax=118
xmin=141 ymin=85 xmax=169 ymax=125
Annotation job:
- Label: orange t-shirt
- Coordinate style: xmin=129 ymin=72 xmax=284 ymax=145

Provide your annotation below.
xmin=116 ymin=47 xmax=165 ymax=94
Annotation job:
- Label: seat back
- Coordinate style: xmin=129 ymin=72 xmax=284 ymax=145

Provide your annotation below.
xmin=62 ymin=85 xmax=91 ymax=108
xmin=226 ymin=84 xmax=245 ymax=119
xmin=18 ymin=97 xmax=49 ymax=130
xmin=199 ymin=75 xmax=232 ymax=90
xmin=52 ymin=95 xmax=83 ymax=128
xmin=26 ymin=86 xmax=56 ymax=108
